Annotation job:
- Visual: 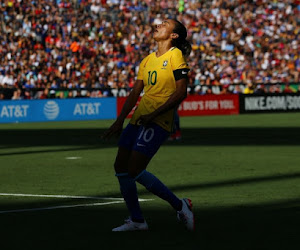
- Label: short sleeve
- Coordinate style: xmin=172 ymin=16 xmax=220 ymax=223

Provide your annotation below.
xmin=170 ymin=48 xmax=189 ymax=71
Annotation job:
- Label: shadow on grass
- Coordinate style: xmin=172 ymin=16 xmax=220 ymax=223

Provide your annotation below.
xmin=0 ymin=172 xmax=299 ymax=249
xmin=0 ymin=171 xmax=299 ymax=203
xmin=0 ymin=197 xmax=299 ymax=250
xmin=1 ymin=127 xmax=300 ymax=148
xmin=163 ymin=172 xmax=300 ymax=195
xmin=0 ymin=127 xmax=299 ymax=156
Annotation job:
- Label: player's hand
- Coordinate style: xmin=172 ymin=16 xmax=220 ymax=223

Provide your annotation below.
xmin=136 ymin=113 xmax=155 ymax=127
xmin=102 ymin=119 xmax=124 ymax=140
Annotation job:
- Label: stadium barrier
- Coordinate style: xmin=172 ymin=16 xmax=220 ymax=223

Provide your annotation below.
xmin=117 ymin=95 xmax=239 ymax=118
xmin=116 ymin=95 xmax=239 ymax=118
xmin=240 ymin=94 xmax=300 ymax=114
xmin=116 ymin=93 xmax=300 ymax=117
xmin=2 ymin=93 xmax=300 ymax=123
xmin=0 ymin=98 xmax=116 ymax=123
xmin=177 ymin=94 xmax=239 ymax=116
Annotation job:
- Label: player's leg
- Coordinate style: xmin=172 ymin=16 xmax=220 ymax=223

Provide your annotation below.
xmin=129 ymin=123 xmax=194 ymax=231
xmin=127 ymin=150 xmax=182 ymax=211
xmin=129 ymin=123 xmax=182 ymax=211
xmin=114 ymin=146 xmax=130 ymax=173
xmin=174 ymin=110 xmax=182 ymax=139
xmin=132 ymin=155 xmax=194 ymax=231
xmin=114 ymin=123 xmax=194 ymax=231
xmin=169 ymin=109 xmax=181 ymax=140
xmin=114 ymin=124 xmax=144 ymax=225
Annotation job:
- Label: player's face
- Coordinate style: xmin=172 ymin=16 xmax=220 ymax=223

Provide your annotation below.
xmin=153 ymin=19 xmax=177 ymax=41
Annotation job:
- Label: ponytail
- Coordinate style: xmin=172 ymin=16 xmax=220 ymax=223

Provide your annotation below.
xmin=176 ymin=39 xmax=192 ymax=58
xmin=172 ymin=20 xmax=192 ymax=57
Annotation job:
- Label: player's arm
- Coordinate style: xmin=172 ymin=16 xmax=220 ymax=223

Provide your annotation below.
xmin=137 ymin=76 xmax=188 ymax=126
xmin=102 ymin=80 xmax=144 ymax=139
xmin=118 ymin=80 xmax=144 ymax=121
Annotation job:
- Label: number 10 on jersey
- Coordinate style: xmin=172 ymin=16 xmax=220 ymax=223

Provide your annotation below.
xmin=147 ymin=71 xmax=157 ymax=86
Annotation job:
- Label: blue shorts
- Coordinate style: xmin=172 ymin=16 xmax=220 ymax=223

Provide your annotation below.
xmin=118 ymin=123 xmax=170 ymax=158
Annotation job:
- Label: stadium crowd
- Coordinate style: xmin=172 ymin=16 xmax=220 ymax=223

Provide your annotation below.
xmin=0 ymin=0 xmax=299 ymax=100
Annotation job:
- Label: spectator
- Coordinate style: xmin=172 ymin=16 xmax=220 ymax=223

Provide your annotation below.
xmin=11 ymin=89 xmax=22 ymax=100
xmin=49 ymin=90 xmax=56 ymax=99
xmin=283 ymin=84 xmax=293 ymax=93
xmin=254 ymin=85 xmax=266 ymax=94
xmin=40 ymin=88 xmax=49 ymax=99
xmin=243 ymin=83 xmax=254 ymax=94
xmin=23 ymin=90 xmax=32 ymax=100
xmin=0 ymin=0 xmax=299 ymax=99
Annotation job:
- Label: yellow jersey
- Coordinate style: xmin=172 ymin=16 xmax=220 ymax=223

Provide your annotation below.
xmin=130 ymin=47 xmax=189 ymax=132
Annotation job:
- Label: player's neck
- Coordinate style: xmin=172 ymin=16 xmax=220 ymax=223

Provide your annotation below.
xmin=156 ymin=41 xmax=173 ymax=57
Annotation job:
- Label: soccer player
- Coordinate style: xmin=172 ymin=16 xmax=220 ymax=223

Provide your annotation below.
xmin=168 ymin=108 xmax=182 ymax=140
xmin=103 ymin=19 xmax=194 ymax=231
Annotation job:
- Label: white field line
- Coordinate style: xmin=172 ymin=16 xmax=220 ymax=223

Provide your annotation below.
xmin=0 ymin=201 xmax=125 ymax=214
xmin=0 ymin=192 xmax=152 ymax=202
xmin=65 ymin=157 xmax=82 ymax=160
xmin=0 ymin=192 xmax=153 ymax=214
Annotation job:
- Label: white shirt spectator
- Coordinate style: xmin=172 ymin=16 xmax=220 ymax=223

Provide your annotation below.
xmin=1 ymin=75 xmax=14 ymax=86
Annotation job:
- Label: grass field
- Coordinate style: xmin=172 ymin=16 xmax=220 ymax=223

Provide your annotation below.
xmin=0 ymin=113 xmax=299 ymax=250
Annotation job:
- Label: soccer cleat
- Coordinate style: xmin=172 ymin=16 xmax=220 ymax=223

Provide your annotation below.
xmin=112 ymin=218 xmax=148 ymax=232
xmin=175 ymin=130 xmax=182 ymax=140
xmin=168 ymin=133 xmax=176 ymax=141
xmin=177 ymin=198 xmax=195 ymax=231
xmin=168 ymin=130 xmax=182 ymax=141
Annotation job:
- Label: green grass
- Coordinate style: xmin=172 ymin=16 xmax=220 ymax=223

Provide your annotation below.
xmin=0 ymin=113 xmax=299 ymax=249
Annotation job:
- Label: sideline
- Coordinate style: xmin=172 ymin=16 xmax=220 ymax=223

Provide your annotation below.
xmin=0 ymin=192 xmax=154 ymax=214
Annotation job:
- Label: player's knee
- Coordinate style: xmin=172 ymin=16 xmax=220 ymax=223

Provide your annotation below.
xmin=114 ymin=161 xmax=127 ymax=174
xmin=128 ymin=168 xmax=141 ymax=179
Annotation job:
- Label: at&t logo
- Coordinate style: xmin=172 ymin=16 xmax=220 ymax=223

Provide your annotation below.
xmin=44 ymin=101 xmax=60 ymax=120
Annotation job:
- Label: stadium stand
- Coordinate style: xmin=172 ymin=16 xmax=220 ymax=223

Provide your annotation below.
xmin=0 ymin=0 xmax=299 ymax=99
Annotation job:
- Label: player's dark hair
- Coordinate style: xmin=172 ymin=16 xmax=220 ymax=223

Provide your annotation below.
xmin=172 ymin=20 xmax=191 ymax=58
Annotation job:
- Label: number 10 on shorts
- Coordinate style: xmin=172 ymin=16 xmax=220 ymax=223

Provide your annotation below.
xmin=138 ymin=127 xmax=155 ymax=143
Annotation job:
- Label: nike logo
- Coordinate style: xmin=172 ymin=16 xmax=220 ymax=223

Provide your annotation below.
xmin=182 ymin=71 xmax=188 ymax=75
xmin=137 ymin=143 xmax=146 ymax=147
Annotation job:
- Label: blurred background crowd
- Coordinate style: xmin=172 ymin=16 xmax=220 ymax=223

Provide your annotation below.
xmin=0 ymin=0 xmax=299 ymax=100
